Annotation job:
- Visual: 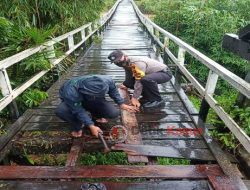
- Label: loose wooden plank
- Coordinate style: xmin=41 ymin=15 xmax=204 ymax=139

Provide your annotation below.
xmin=0 ymin=180 xmax=210 ymax=190
xmin=136 ymin=113 xmax=192 ymax=122
xmin=65 ymin=138 xmax=83 ymax=166
xmin=208 ymin=175 xmax=247 ymax=190
xmin=112 ymin=144 xmax=215 ymax=161
xmin=139 ymin=122 xmax=196 ymax=131
xmin=0 ymin=165 xmax=223 ymax=179
xmin=142 ymin=139 xmax=208 ymax=149
xmin=119 ymin=88 xmax=148 ymax=163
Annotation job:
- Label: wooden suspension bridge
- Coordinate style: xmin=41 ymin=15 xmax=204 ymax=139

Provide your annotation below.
xmin=0 ymin=0 xmax=250 ymax=189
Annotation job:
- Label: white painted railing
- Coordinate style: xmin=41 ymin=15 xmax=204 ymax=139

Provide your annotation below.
xmin=0 ymin=0 xmax=121 ymax=113
xmin=131 ymin=0 xmax=250 ymax=153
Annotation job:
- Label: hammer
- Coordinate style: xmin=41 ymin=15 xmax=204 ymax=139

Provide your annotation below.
xmin=98 ymin=133 xmax=111 ymax=153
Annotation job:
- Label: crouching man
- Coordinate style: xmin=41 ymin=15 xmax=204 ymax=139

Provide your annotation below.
xmin=55 ymin=75 xmax=138 ymax=137
xmin=108 ymin=50 xmax=172 ymax=108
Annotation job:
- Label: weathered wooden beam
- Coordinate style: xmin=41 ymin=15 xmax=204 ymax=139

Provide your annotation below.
xmin=118 ymin=88 xmax=148 ymax=163
xmin=65 ymin=138 xmax=83 ymax=166
xmin=0 ymin=165 xmax=223 ymax=179
xmin=0 ymin=180 xmax=211 ymax=190
xmin=208 ymin=175 xmax=247 ymax=190
xmin=112 ymin=144 xmax=215 ymax=161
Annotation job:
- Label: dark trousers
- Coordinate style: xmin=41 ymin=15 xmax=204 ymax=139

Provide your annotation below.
xmin=55 ymin=98 xmax=119 ymax=131
xmin=124 ymin=70 xmax=172 ymax=101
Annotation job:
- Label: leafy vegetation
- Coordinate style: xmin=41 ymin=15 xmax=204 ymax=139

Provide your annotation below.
xmin=135 ymin=0 xmax=250 ymax=149
xmin=0 ymin=0 xmax=115 ymax=128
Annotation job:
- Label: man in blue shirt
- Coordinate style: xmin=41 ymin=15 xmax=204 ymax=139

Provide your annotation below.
xmin=55 ymin=75 xmax=138 ymax=137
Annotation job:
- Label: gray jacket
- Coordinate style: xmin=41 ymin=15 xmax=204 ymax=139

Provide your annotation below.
xmin=124 ymin=56 xmax=167 ymax=98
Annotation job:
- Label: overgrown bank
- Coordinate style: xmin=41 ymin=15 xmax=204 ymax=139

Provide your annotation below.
xmin=0 ymin=0 xmax=115 ymax=130
xmin=135 ymin=0 xmax=250 ymax=150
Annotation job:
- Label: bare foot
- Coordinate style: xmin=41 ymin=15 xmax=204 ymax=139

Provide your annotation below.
xmin=71 ymin=130 xmax=82 ymax=138
xmin=96 ymin=118 xmax=108 ymax=123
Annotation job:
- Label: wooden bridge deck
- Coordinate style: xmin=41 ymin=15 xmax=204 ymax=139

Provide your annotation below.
xmin=0 ymin=0 xmax=248 ymax=189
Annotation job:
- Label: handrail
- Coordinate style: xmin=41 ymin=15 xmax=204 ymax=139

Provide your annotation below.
xmin=130 ymin=0 xmax=250 ymax=153
xmin=0 ymin=0 xmax=121 ymax=112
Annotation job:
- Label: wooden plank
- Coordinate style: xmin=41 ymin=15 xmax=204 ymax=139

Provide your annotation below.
xmin=119 ymin=88 xmax=148 ymax=163
xmin=0 ymin=180 xmax=211 ymax=190
xmin=0 ymin=165 xmax=223 ymax=179
xmin=139 ymin=122 xmax=196 ymax=131
xmin=208 ymin=175 xmax=247 ymax=190
xmin=141 ymin=130 xmax=202 ymax=140
xmin=65 ymin=138 xmax=83 ymax=166
xmin=142 ymin=139 xmax=208 ymax=149
xmin=112 ymin=144 xmax=215 ymax=161
xmin=136 ymin=113 xmax=192 ymax=122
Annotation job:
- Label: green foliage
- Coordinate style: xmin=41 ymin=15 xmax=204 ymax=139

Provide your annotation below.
xmin=21 ymin=54 xmax=51 ymax=72
xmin=93 ymin=35 xmax=103 ymax=44
xmin=79 ymin=152 xmax=129 ymax=165
xmin=136 ymin=0 xmax=250 ymax=82
xmin=157 ymin=157 xmax=190 ymax=165
xmin=20 ymin=89 xmax=48 ymax=108
xmin=136 ymin=0 xmax=250 ymax=150
xmin=0 ymin=0 xmax=115 ymax=125
xmin=189 ymin=92 xmax=249 ymax=150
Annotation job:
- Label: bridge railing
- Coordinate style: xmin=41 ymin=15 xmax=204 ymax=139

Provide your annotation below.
xmin=0 ymin=0 xmax=121 ymax=114
xmin=131 ymin=0 xmax=250 ymax=153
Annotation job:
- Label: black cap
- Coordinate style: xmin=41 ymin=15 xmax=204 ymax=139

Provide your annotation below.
xmin=108 ymin=50 xmax=124 ymax=63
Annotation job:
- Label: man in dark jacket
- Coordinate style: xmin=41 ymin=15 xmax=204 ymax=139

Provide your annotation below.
xmin=108 ymin=50 xmax=172 ymax=108
xmin=55 ymin=75 xmax=138 ymax=137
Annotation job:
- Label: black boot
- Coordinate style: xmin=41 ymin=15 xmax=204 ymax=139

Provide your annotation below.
xmin=142 ymin=99 xmax=165 ymax=108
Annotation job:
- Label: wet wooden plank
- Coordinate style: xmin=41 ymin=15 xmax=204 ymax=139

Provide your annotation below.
xmin=208 ymin=175 xmax=247 ymax=190
xmin=139 ymin=122 xmax=196 ymax=131
xmin=136 ymin=113 xmax=192 ymax=122
xmin=0 ymin=180 xmax=210 ymax=190
xmin=65 ymin=138 xmax=83 ymax=166
xmin=142 ymin=139 xmax=208 ymax=149
xmin=0 ymin=165 xmax=223 ymax=179
xmin=112 ymin=144 xmax=215 ymax=161
xmin=141 ymin=130 xmax=202 ymax=140
xmin=141 ymin=106 xmax=189 ymax=115
xmin=119 ymin=88 xmax=148 ymax=163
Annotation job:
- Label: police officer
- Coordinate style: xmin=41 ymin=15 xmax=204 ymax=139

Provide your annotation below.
xmin=108 ymin=50 xmax=172 ymax=108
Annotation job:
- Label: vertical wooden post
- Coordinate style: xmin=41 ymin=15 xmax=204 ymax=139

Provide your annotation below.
xmin=0 ymin=69 xmax=19 ymax=119
xmin=67 ymin=35 xmax=74 ymax=50
xmin=46 ymin=44 xmax=56 ymax=65
xmin=174 ymin=47 xmax=186 ymax=86
xmin=236 ymin=70 xmax=250 ymax=107
xmin=88 ymin=24 xmax=93 ymax=44
xmin=80 ymin=29 xmax=86 ymax=51
xmin=163 ymin=37 xmax=170 ymax=64
xmin=199 ymin=70 xmax=218 ymax=122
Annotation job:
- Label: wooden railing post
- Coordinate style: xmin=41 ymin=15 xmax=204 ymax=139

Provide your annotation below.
xmin=175 ymin=47 xmax=186 ymax=86
xmin=199 ymin=70 xmax=219 ymax=122
xmin=67 ymin=35 xmax=74 ymax=50
xmin=163 ymin=37 xmax=170 ymax=63
xmin=0 ymin=69 xmax=19 ymax=119
xmin=88 ymin=24 xmax=93 ymax=44
xmin=80 ymin=29 xmax=87 ymax=51
xmin=45 ymin=44 xmax=56 ymax=65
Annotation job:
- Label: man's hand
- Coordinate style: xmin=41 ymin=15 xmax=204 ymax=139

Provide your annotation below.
xmin=119 ymin=83 xmax=128 ymax=90
xmin=89 ymin=125 xmax=103 ymax=137
xmin=131 ymin=97 xmax=141 ymax=108
xmin=120 ymin=103 xmax=139 ymax=112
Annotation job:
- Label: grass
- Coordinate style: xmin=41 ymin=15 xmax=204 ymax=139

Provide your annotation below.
xmin=79 ymin=151 xmax=190 ymax=166
xmin=156 ymin=157 xmax=191 ymax=165
xmin=79 ymin=152 xmax=130 ymax=165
